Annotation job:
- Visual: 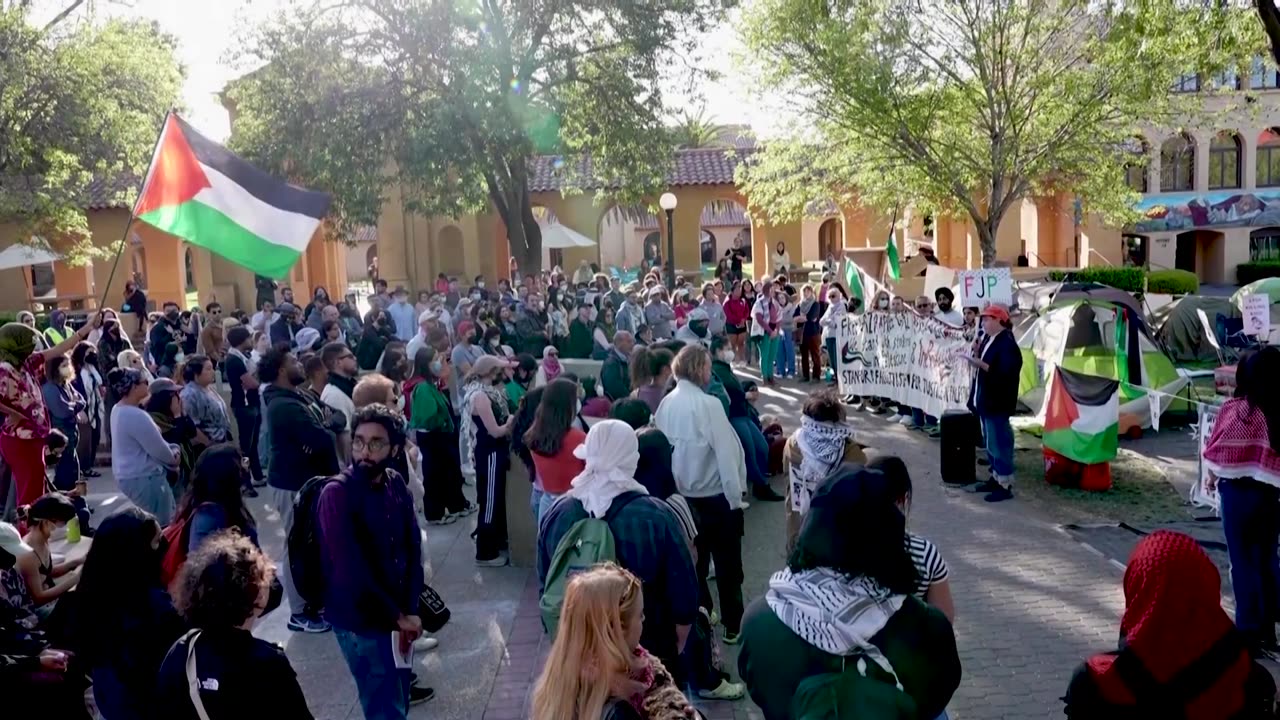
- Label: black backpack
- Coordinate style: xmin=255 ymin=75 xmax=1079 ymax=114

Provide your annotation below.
xmin=288 ymin=473 xmax=345 ymax=610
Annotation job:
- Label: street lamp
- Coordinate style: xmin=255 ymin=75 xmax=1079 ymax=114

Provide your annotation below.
xmin=659 ymin=192 xmax=678 ymax=287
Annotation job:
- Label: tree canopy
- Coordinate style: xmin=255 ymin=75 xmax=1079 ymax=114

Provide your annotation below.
xmin=0 ymin=3 xmax=184 ymax=260
xmin=228 ymin=0 xmax=732 ymax=273
xmin=737 ymin=0 xmax=1264 ymax=267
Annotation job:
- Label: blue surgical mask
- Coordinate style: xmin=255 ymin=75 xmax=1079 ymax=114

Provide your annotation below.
xmin=430 ymin=360 xmax=444 ymax=375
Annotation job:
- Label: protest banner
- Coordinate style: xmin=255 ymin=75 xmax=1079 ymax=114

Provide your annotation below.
xmin=836 ymin=311 xmax=975 ymax=419
xmin=1191 ymin=405 xmax=1220 ymax=511
xmin=957 ymin=268 xmax=1012 ymax=309
xmin=1241 ymin=293 xmax=1270 ymax=337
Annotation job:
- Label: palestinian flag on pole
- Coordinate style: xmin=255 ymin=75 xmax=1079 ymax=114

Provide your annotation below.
xmin=1042 ymin=366 xmax=1120 ymax=464
xmin=843 ymin=257 xmax=864 ymax=301
xmin=133 ymin=113 xmax=332 ymax=279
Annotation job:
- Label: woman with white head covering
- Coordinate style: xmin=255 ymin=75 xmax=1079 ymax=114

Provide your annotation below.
xmin=567 ymin=419 xmax=648 ymax=518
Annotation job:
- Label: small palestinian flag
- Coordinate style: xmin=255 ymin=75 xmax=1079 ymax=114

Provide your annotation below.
xmin=134 ymin=113 xmax=332 ymax=279
xmin=1043 ymin=366 xmax=1120 ymax=465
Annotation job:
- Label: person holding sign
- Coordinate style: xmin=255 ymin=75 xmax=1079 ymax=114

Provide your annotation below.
xmin=957 ymin=304 xmax=1022 ymax=503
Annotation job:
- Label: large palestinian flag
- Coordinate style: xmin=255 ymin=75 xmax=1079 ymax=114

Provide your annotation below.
xmin=1043 ymin=366 xmax=1120 ymax=465
xmin=134 ymin=113 xmax=331 ymax=279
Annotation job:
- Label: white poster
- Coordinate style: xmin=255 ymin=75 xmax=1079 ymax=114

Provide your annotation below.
xmin=1242 ymin=293 xmax=1270 ymax=338
xmin=1191 ymin=406 xmax=1220 ymax=511
xmin=957 ymin=268 xmax=1012 ymax=309
xmin=836 ymin=311 xmax=976 ymax=419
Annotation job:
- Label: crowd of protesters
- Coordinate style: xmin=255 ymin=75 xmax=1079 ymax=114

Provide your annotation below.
xmin=0 ymin=251 xmax=1252 ymax=720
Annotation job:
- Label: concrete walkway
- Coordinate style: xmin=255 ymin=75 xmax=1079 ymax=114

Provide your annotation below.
xmin=72 ymin=372 xmax=1132 ymax=720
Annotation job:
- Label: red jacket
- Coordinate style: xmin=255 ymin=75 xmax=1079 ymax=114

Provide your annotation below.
xmin=724 ymin=298 xmax=749 ymax=326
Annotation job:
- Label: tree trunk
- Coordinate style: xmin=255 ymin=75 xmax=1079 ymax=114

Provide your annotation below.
xmin=977 ymin=220 xmax=998 ymax=269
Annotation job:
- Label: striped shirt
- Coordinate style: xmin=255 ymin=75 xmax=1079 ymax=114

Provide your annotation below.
xmin=907 ymin=533 xmax=949 ymax=600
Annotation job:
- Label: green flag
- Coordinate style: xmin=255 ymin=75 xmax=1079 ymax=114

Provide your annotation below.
xmin=844 ymin=259 xmax=864 ymax=301
xmin=886 ymin=232 xmax=901 ymax=280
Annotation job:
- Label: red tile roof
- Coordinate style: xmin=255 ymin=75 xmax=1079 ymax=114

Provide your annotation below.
xmin=529 ymin=147 xmax=755 ymax=193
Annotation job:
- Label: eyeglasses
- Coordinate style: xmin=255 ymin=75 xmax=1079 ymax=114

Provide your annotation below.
xmin=351 ymin=438 xmax=390 ymax=452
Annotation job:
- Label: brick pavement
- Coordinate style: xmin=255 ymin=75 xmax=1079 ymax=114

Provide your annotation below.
xmin=74 ymin=373 xmax=1133 ymax=719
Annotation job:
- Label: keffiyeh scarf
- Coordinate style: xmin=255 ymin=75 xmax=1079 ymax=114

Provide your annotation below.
xmin=766 ymin=566 xmax=905 ymax=687
xmin=567 ymin=419 xmax=648 ymax=517
xmin=795 ymin=416 xmax=853 ymax=488
xmin=459 ymin=379 xmax=511 ymax=481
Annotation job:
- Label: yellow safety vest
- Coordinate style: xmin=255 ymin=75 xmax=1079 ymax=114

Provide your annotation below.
xmin=43 ymin=326 xmax=69 ymax=347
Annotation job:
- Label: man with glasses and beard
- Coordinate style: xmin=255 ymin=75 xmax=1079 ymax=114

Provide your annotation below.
xmin=319 ymin=403 xmax=433 ymax=715
xmin=261 ymin=348 xmax=341 ymax=634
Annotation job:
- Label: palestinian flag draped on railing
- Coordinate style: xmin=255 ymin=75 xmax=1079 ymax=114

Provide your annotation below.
xmin=1042 ymin=366 xmax=1120 ymax=465
xmin=133 ymin=112 xmax=332 ymax=279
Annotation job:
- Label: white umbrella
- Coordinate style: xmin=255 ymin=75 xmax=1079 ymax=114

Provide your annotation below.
xmin=539 ymin=222 xmax=597 ymax=249
xmin=0 ymin=241 xmax=60 ymax=271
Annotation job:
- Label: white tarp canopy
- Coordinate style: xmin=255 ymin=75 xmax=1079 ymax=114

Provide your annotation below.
xmin=539 ymin=222 xmax=597 ymax=249
xmin=0 ymin=242 xmax=60 ymax=271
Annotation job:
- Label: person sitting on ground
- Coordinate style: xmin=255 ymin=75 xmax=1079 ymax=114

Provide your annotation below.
xmin=538 ymin=420 xmax=699 ymax=690
xmin=15 ymin=493 xmax=82 ymax=615
xmin=155 ymin=532 xmax=312 ymax=719
xmin=782 ymin=390 xmax=865 ymax=550
xmin=532 ymin=563 xmax=700 ymax=720
xmin=525 ymin=378 xmax=587 ymax=523
xmin=629 ymin=346 xmax=673 ymax=415
xmin=1064 ymin=530 xmax=1277 ymax=719
xmin=65 ymin=507 xmax=186 ymax=720
xmin=867 ymin=456 xmax=955 ymax=623
xmin=738 ymin=466 xmax=961 ymax=720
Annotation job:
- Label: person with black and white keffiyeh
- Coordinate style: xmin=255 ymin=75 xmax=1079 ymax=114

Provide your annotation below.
xmin=737 ymin=466 xmax=961 ymax=720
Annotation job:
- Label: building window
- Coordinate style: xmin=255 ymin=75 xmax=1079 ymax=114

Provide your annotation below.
xmin=1214 ymin=70 xmax=1241 ymax=90
xmin=1208 ymin=131 xmax=1241 ymax=190
xmin=1160 ymin=133 xmax=1195 ymax=191
xmin=1251 ymin=228 xmax=1280 ymax=261
xmin=1251 ymin=57 xmax=1280 ymax=90
xmin=184 ymin=248 xmax=195 ymax=291
xmin=1122 ymin=136 xmax=1148 ymax=193
xmin=1259 ymin=129 xmax=1280 ymax=187
xmin=1172 ymin=73 xmax=1200 ymax=93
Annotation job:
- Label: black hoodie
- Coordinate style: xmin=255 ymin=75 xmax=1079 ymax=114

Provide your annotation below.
xmin=263 ymin=384 xmax=340 ymax=492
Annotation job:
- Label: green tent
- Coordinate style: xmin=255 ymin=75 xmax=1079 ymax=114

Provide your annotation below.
xmin=1016 ymin=300 xmax=1186 ymax=430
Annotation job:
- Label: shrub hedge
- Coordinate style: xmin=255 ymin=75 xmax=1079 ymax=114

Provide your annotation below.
xmin=1237 ymin=262 xmax=1280 ymax=285
xmin=1145 ymin=269 xmax=1199 ymax=295
xmin=1046 ymin=267 xmax=1146 ymax=293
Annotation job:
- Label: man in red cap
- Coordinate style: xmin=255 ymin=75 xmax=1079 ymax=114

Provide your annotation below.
xmin=957 ymin=303 xmax=1022 ymax=502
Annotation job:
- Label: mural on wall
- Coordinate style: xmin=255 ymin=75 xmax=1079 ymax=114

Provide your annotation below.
xmin=1134 ymin=190 xmax=1280 ymax=233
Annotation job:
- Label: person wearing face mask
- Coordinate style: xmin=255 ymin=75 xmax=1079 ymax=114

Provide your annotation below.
xmin=451 ymin=320 xmax=485 ymax=377
xmin=482 ymin=326 xmax=511 ymax=359
xmin=150 ymin=302 xmax=186 ymax=362
xmin=675 ymin=307 xmax=713 ymax=348
xmin=41 ymin=355 xmax=86 ymax=491
xmin=0 ymin=314 xmax=102 ymax=509
xmin=15 ymin=493 xmax=83 ymax=614
xmin=564 ymin=301 xmax=595 ymax=359
xmin=155 ymin=532 xmax=310 ymax=719
xmin=387 ymin=286 xmax=417 ymax=342
xmin=459 ymin=356 xmax=515 ymax=566
xmin=42 ymin=310 xmax=72 ymax=348
xmin=71 ymin=341 xmax=105 ymax=479
xmin=409 ymin=348 xmax=477 ymax=525
xmin=261 ymin=349 xmax=341 ymax=634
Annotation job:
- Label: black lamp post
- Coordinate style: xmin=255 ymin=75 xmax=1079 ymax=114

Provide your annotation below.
xmin=659 ymin=192 xmax=678 ymax=287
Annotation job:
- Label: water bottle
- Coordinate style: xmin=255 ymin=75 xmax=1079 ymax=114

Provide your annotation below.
xmin=66 ymin=516 xmax=81 ymax=544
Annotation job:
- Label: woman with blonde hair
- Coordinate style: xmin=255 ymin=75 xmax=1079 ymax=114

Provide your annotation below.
xmin=532 ymin=563 xmax=698 ymax=720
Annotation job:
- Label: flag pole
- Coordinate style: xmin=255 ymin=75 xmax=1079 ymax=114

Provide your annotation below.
xmin=96 ymin=110 xmax=172 ymax=314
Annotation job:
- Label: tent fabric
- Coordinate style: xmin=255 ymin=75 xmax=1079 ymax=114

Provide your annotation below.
xmin=1149 ymin=296 xmax=1239 ymax=363
xmin=0 ymin=242 xmax=60 ymax=271
xmin=539 ymin=223 xmax=597 ymax=249
xmin=1017 ymin=299 xmax=1186 ymax=431
xmin=1014 ymin=281 xmax=1143 ymax=317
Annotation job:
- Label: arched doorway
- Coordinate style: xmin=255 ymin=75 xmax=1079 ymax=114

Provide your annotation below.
xmin=1122 ymin=234 xmax=1149 ymax=268
xmin=596 ymin=205 xmax=632 ymax=271
xmin=1175 ymin=230 xmax=1226 ymax=281
xmin=184 ymin=248 xmax=196 ymax=291
xmin=437 ymin=226 xmax=465 ymax=277
xmin=818 ymin=217 xmax=841 ymax=262
xmin=700 ymin=230 xmax=716 ymax=264
xmin=641 ymin=232 xmax=661 ymax=268
xmin=700 ymin=199 xmax=750 ymax=275
xmin=365 ymin=244 xmax=377 ymax=273
xmin=1161 ymin=133 xmax=1196 ymax=192
xmin=1123 ymin=136 xmax=1150 ymax=193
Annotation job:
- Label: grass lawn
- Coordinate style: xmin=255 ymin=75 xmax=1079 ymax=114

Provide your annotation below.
xmin=1010 ymin=432 xmax=1193 ymax=526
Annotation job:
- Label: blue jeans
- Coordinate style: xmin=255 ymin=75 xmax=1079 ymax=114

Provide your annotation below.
xmin=530 ymin=486 xmax=561 ymax=527
xmin=980 ymin=414 xmax=1014 ymax=481
xmin=731 ymin=416 xmax=769 ymax=489
xmin=776 ymin=331 xmax=796 ymax=377
xmin=116 ymin=468 xmax=175 ymax=525
xmin=1219 ymin=478 xmax=1280 ymax=646
xmin=334 ymin=628 xmax=412 ymax=720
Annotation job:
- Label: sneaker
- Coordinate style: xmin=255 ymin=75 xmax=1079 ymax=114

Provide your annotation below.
xmin=412 ymin=636 xmax=439 ymax=653
xmin=251 ymin=477 xmax=268 ymax=487
xmin=698 ymin=680 xmax=746 ymax=701
xmin=286 ymin=614 xmax=331 ymax=633
xmin=82 ymin=469 xmax=102 ymax=478
xmin=427 ymin=514 xmax=457 ymax=526
xmin=925 ymin=426 xmax=942 ymax=438
xmin=984 ymin=484 xmax=1014 ymax=502
xmin=902 ymin=419 xmax=919 ymax=429
xmin=707 ymin=609 xmax=721 ymax=626
xmin=409 ymin=686 xmax=436 ymax=706
xmin=751 ymin=485 xmax=785 ymax=502
xmin=722 ymin=631 xmax=742 ymax=645
xmin=455 ymin=502 xmax=479 ymax=516
xmin=476 ymin=552 xmax=510 ymax=567
xmin=898 ymin=415 xmax=914 ymax=426
xmin=967 ymin=479 xmax=1004 ymax=494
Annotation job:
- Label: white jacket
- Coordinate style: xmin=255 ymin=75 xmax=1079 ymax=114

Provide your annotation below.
xmin=320 ymin=383 xmax=356 ymax=432
xmin=654 ymin=379 xmax=746 ymax=509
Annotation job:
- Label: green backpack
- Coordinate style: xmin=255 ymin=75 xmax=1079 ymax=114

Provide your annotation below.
xmin=790 ymin=656 xmax=918 ymax=720
xmin=539 ymin=493 xmax=642 ymax=637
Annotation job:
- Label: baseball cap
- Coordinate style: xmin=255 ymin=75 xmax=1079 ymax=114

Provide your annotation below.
xmin=980 ymin=304 xmax=1011 ymax=323
xmin=0 ymin=522 xmax=32 ymax=557
xmin=276 ymin=302 xmax=299 ymax=315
